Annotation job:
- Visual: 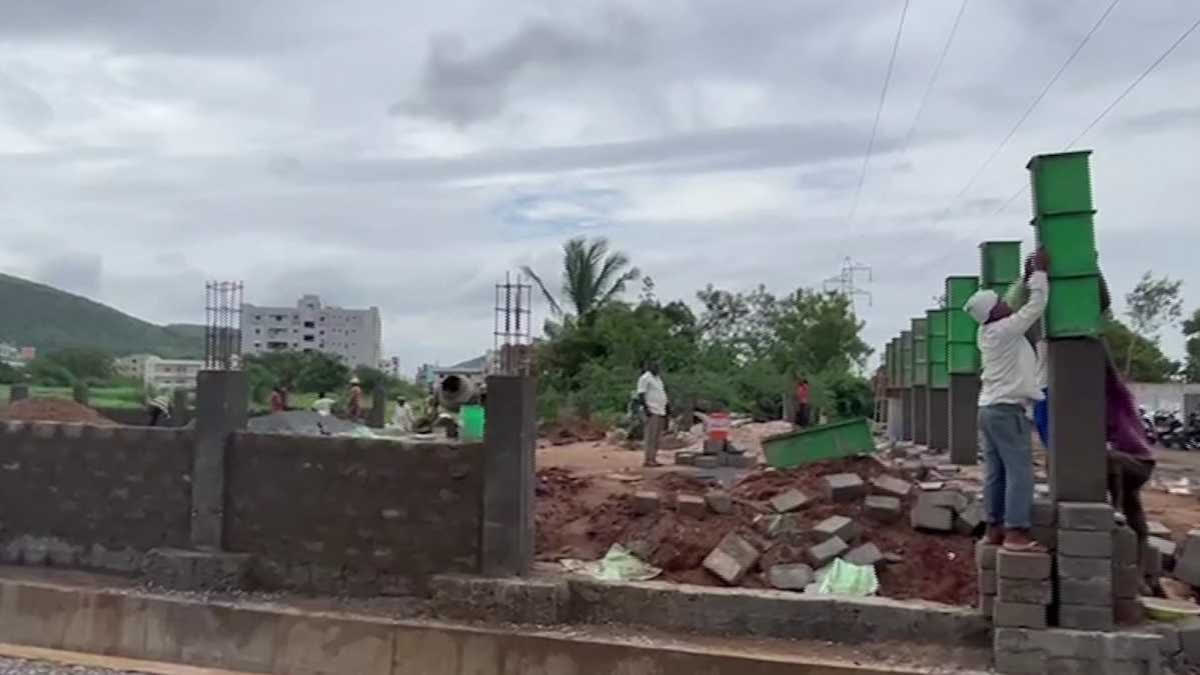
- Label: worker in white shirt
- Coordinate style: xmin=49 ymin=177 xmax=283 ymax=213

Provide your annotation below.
xmin=391 ymin=396 xmax=414 ymax=432
xmin=636 ymin=359 xmax=670 ymax=468
xmin=964 ymin=248 xmax=1049 ymax=553
xmin=311 ymin=391 xmax=336 ymax=416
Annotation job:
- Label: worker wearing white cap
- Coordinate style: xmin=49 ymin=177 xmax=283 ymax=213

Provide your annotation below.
xmin=966 ymin=248 xmax=1050 ymax=553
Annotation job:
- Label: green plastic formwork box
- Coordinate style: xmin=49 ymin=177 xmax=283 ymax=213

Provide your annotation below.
xmin=1032 ymin=211 xmax=1099 ymax=278
xmin=980 ymin=241 xmax=1022 ymax=288
xmin=948 ymin=342 xmax=981 ymax=373
xmin=912 ymin=318 xmax=928 ymax=386
xmin=927 ymin=309 xmax=948 ymax=361
xmin=901 ymin=330 xmax=913 ymax=388
xmin=1045 ymin=276 xmax=1103 ymax=338
xmin=946 ymin=276 xmax=980 ymax=344
xmin=762 ymin=417 xmax=876 ymax=469
xmin=1028 ymin=150 xmax=1093 ymax=217
xmin=929 ymin=362 xmax=949 ymax=389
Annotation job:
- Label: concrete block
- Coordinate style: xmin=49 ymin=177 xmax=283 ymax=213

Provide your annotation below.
xmin=722 ymin=453 xmax=757 ymax=469
xmin=676 ymin=494 xmax=706 ymax=518
xmin=807 ymin=536 xmax=848 ymax=568
xmin=705 ymin=490 xmax=733 ymax=515
xmin=633 ymin=491 xmax=660 ymax=515
xmin=766 ymin=563 xmax=813 ymax=591
xmin=1057 ymin=502 xmax=1114 ymax=531
xmin=994 ymin=601 xmax=1047 ymax=629
xmin=813 ymin=515 xmax=861 ymax=544
xmin=910 ymin=503 xmax=953 ymax=532
xmin=703 ymin=438 xmax=725 ymax=454
xmin=1058 ymin=577 xmax=1113 ymax=606
xmin=955 ymin=500 xmax=985 ymax=536
xmin=864 ymin=495 xmax=902 ymax=523
xmin=920 ymin=489 xmax=968 ymax=513
xmin=1113 ymin=526 xmax=1139 ymax=567
xmin=901 ymin=461 xmax=928 ymax=481
xmin=1045 ymin=657 xmax=1102 ymax=674
xmin=869 ymin=474 xmax=911 ymax=499
xmin=843 ymin=543 xmax=883 ymax=567
xmin=824 ymin=473 xmax=865 ymax=502
xmin=1174 ymin=530 xmax=1200 ymax=586
xmin=702 ymin=533 xmax=760 ymax=585
xmin=994 ymin=649 xmax=1045 ymax=674
xmin=1032 ymin=498 xmax=1056 ymax=527
xmin=1057 ymin=555 xmax=1112 ymax=580
xmin=769 ymin=488 xmax=812 ymax=513
xmin=997 ymin=578 xmax=1052 ymax=605
xmin=694 ymin=455 xmax=720 ymax=469
xmin=1058 ymin=604 xmax=1114 ymax=631
xmin=674 ymin=451 xmax=698 ymax=465
xmin=976 ymin=541 xmax=999 ymax=570
xmin=1143 ymin=543 xmax=1163 ymax=577
xmin=1113 ymin=564 xmax=1139 ymax=599
xmin=1058 ymin=530 xmax=1114 ymax=558
xmin=997 ymin=549 xmax=1051 ymax=580
xmin=918 ymin=480 xmax=945 ymax=491
xmin=1147 ymin=521 xmax=1171 ymax=538
xmin=1032 ymin=526 xmax=1057 ymax=551
xmin=1147 ymin=537 xmax=1176 ymax=569
xmin=979 ymin=569 xmax=996 ymax=594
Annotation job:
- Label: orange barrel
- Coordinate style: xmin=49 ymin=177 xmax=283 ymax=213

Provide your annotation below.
xmin=707 ymin=411 xmax=731 ymax=442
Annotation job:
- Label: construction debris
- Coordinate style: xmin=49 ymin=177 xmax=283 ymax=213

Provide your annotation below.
xmin=703 ymin=533 xmax=760 ymax=585
xmin=769 ymin=488 xmax=811 ymax=513
xmin=633 ymin=492 xmax=660 ymax=515
xmin=676 ymin=494 xmax=706 ymax=518
xmin=766 ymin=563 xmax=813 ymax=590
xmin=705 ymin=491 xmax=733 ymax=515
xmin=0 ymin=398 xmax=117 ymax=426
xmin=814 ymin=515 xmax=861 ymax=544
xmin=824 ymin=473 xmax=866 ymax=502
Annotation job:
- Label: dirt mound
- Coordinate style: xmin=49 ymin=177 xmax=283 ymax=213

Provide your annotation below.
xmin=540 ymin=418 xmax=608 ymax=446
xmin=0 ymin=398 xmax=118 ymax=426
xmin=534 ymin=459 xmax=978 ymax=606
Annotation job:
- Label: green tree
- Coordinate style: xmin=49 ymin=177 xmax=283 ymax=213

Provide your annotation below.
xmin=1123 ymin=272 xmax=1183 ymax=377
xmin=296 ymin=353 xmax=351 ymax=394
xmin=522 ymin=237 xmax=640 ymax=319
xmin=1101 ymin=318 xmax=1178 ymax=383
xmin=26 ymin=358 xmax=75 ymax=386
xmin=45 ymin=347 xmax=114 ymax=383
xmin=1183 ymin=308 xmax=1200 ymax=382
xmin=0 ymin=362 xmax=22 ymax=385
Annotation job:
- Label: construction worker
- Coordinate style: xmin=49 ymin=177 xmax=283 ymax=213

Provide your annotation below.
xmin=311 ymin=391 xmax=335 ymax=416
xmin=347 ymin=376 xmax=364 ymax=419
xmin=794 ymin=375 xmax=811 ymax=428
xmin=147 ymin=396 xmax=171 ymax=427
xmin=269 ymin=385 xmax=288 ymax=413
xmin=636 ymin=359 xmax=669 ymax=467
xmin=391 ymin=396 xmax=414 ymax=432
xmin=965 ymin=248 xmax=1049 ymax=553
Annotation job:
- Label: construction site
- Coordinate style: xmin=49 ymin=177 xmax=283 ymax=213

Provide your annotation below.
xmin=1 ymin=151 xmax=1200 ymax=674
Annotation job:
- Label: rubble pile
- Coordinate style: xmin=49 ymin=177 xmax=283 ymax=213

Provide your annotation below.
xmin=0 ymin=398 xmax=117 ymax=426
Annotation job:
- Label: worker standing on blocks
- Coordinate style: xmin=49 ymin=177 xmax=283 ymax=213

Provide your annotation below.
xmin=964 ymin=248 xmax=1049 ymax=553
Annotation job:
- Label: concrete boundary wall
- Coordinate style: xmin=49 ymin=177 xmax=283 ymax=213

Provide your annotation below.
xmin=0 ymin=575 xmax=974 ymax=675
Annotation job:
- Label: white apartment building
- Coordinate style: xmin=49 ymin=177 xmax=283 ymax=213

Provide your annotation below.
xmin=115 ymin=354 xmax=203 ymax=392
xmin=241 ymin=294 xmax=382 ymax=368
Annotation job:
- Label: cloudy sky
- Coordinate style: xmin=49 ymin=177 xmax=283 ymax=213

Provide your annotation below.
xmin=2 ymin=0 xmax=1200 ymax=373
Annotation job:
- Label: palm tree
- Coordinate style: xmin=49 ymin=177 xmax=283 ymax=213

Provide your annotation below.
xmin=522 ymin=237 xmax=640 ymax=319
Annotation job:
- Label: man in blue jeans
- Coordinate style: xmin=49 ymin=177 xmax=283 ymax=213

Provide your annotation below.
xmin=964 ymin=249 xmax=1049 ymax=552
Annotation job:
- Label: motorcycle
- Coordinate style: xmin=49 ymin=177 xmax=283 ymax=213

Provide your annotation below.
xmin=1152 ymin=410 xmax=1185 ymax=449
xmin=1184 ymin=412 xmax=1200 ymax=451
xmin=1140 ymin=407 xmax=1157 ymax=445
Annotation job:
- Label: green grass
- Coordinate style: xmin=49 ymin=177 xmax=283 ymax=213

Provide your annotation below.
xmin=0 ymin=385 xmax=144 ymax=410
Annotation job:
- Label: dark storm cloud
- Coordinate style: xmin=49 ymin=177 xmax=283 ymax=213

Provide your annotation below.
xmin=396 ymin=11 xmax=650 ymax=125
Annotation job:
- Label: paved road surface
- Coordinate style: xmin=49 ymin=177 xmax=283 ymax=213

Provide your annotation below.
xmin=0 ymin=657 xmax=144 ymax=674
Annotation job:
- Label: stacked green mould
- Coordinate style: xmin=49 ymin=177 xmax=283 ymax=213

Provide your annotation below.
xmin=887 ymin=338 xmax=898 ymax=388
xmin=1027 ymin=150 xmax=1101 ymax=337
xmin=901 ymin=330 xmax=913 ymax=389
xmin=926 ymin=308 xmax=948 ymax=389
xmin=911 ymin=318 xmax=928 ymax=387
xmin=946 ymin=276 xmax=980 ymax=375
xmin=980 ymin=241 xmax=1021 ymax=293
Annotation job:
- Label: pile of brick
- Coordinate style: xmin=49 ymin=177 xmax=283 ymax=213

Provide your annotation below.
xmin=695 ymin=471 xmax=901 ymax=590
xmin=674 ymin=437 xmax=755 ymax=470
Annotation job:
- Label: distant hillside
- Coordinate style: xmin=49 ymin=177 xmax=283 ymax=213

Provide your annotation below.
xmin=0 ymin=273 xmax=206 ymax=358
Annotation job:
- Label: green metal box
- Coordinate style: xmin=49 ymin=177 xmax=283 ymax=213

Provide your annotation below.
xmin=929 ymin=362 xmax=949 ymax=389
xmin=948 ymin=342 xmax=980 ymax=374
xmin=948 ymin=310 xmax=977 ymax=343
xmin=1046 ymin=276 xmax=1102 ymax=338
xmin=912 ymin=317 xmax=927 ymax=341
xmin=1033 ymin=211 xmax=1098 ymax=278
xmin=926 ymin=308 xmax=948 ymax=338
xmin=980 ymin=241 xmax=1022 ymax=286
xmin=901 ymin=330 xmax=913 ymax=387
xmin=763 ymin=417 xmax=876 ymax=469
xmin=928 ymin=335 xmax=947 ymax=364
xmin=946 ymin=276 xmax=980 ymax=308
xmin=1028 ymin=150 xmax=1093 ymax=216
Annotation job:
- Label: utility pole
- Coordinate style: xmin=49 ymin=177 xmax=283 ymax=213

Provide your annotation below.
xmin=823 ymin=257 xmax=873 ymax=308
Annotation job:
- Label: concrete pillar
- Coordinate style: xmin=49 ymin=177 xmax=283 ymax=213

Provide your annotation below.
xmin=901 ymin=389 xmax=913 ymax=442
xmin=886 ymin=396 xmax=903 ymax=441
xmin=949 ymin=374 xmax=979 ymax=465
xmin=172 ymin=388 xmax=191 ymax=427
xmin=368 ymin=384 xmax=387 ymax=429
xmin=1048 ymin=338 xmax=1106 ymax=502
xmin=927 ymin=388 xmax=949 ymax=451
xmin=481 ymin=375 xmax=536 ymax=576
xmin=191 ymin=370 xmax=248 ymax=550
xmin=912 ymin=386 xmax=928 ymax=445
xmin=9 ymin=385 xmax=28 ymax=402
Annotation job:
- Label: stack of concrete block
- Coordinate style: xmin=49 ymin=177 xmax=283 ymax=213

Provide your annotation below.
xmin=993 ymin=627 xmax=1162 ymax=674
xmin=1031 ymin=497 xmax=1056 ymax=551
xmin=976 ymin=540 xmax=998 ymax=618
xmin=1056 ymin=502 xmax=1114 ymax=631
xmin=910 ymin=489 xmax=969 ymax=532
xmin=699 ymin=438 xmax=757 ymax=469
xmin=995 ymin=549 xmax=1051 ymax=630
xmin=1174 ymin=530 xmax=1200 ymax=588
xmin=1112 ymin=525 xmax=1142 ymax=624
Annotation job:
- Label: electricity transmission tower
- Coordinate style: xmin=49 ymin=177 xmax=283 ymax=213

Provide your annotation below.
xmin=823 ymin=257 xmax=873 ymax=308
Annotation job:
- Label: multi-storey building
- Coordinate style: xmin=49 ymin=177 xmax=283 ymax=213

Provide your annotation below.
xmin=241 ymin=294 xmax=382 ymax=368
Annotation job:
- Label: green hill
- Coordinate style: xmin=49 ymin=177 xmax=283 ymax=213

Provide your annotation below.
xmin=0 ymin=273 xmax=206 ymax=358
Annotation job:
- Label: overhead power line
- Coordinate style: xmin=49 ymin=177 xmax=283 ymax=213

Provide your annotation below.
xmin=846 ymin=0 xmax=911 ymax=225
xmin=901 ymin=0 xmax=970 ymax=151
